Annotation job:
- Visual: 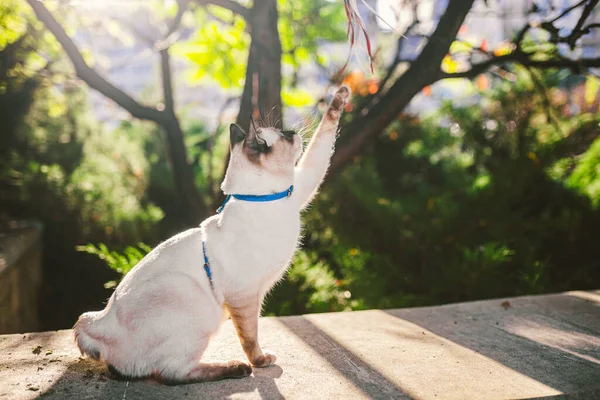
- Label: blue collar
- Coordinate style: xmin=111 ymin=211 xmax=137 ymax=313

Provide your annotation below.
xmin=205 ymin=185 xmax=293 ymax=286
xmin=217 ymin=185 xmax=294 ymax=214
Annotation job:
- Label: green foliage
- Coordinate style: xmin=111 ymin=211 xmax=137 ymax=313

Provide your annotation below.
xmin=264 ymin=250 xmax=352 ymax=315
xmin=0 ymin=0 xmax=28 ymax=48
xmin=278 ymin=0 xmax=347 ymax=68
xmin=66 ymin=123 xmax=164 ymax=240
xmin=76 ymin=243 xmax=151 ymax=287
xmin=174 ymin=12 xmax=249 ymax=88
xmin=567 ymin=137 xmax=600 ymax=207
xmin=0 ymin=7 xmax=166 ymax=328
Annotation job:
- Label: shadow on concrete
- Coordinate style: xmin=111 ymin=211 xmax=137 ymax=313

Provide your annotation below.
xmin=35 ymin=356 xmax=285 ymax=399
xmin=527 ymin=391 xmax=600 ymax=400
xmin=277 ymin=315 xmax=409 ymax=399
xmin=383 ymin=293 xmax=600 ymax=396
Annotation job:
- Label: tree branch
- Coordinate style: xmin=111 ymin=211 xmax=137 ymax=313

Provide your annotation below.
xmin=439 ymin=50 xmax=600 ymax=79
xmin=441 ymin=0 xmax=600 ymax=80
xmin=583 ymin=22 xmax=600 ymax=33
xmin=514 ymin=23 xmax=531 ymax=50
xmin=378 ymin=16 xmax=419 ymax=92
xmin=166 ymin=0 xmax=189 ymax=37
xmin=526 ymin=57 xmax=600 ymax=70
xmin=159 ymin=49 xmax=175 ymax=113
xmin=26 ymin=0 xmax=165 ymax=124
xmin=549 ymin=0 xmax=587 ymax=23
xmin=194 ymin=0 xmax=249 ymax=20
xmin=154 ymin=0 xmax=190 ymax=51
xmin=567 ymin=0 xmax=600 ymax=49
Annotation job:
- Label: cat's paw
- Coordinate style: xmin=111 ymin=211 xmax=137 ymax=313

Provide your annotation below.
xmin=226 ymin=360 xmax=253 ymax=378
xmin=335 ymin=85 xmax=351 ymax=100
xmin=251 ymin=352 xmax=277 ymax=368
xmin=327 ymin=85 xmax=351 ymax=119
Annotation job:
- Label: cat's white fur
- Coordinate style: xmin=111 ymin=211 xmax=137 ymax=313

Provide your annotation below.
xmin=74 ymin=86 xmax=350 ymax=384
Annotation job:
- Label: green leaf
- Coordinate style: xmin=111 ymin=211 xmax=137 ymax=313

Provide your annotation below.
xmin=173 ymin=18 xmax=248 ymax=89
xmin=282 ymin=88 xmax=314 ymax=107
xmin=585 ymin=75 xmax=599 ymax=105
xmin=449 ymin=41 xmax=472 ymax=54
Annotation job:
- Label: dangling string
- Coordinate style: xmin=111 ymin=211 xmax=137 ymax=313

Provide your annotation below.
xmin=342 ymin=0 xmax=374 ymax=75
xmin=341 ymin=0 xmax=404 ymax=76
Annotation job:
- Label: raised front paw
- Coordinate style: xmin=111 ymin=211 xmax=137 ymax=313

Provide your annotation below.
xmin=251 ymin=351 xmax=277 ymax=368
xmin=327 ymin=85 xmax=351 ymax=119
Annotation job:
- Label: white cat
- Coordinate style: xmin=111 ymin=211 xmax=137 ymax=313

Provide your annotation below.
xmin=74 ymin=85 xmax=351 ymax=384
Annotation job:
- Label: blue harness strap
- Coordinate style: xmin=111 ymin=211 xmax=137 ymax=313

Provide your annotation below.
xmin=217 ymin=185 xmax=294 ymax=214
xmin=202 ymin=241 xmax=213 ymax=288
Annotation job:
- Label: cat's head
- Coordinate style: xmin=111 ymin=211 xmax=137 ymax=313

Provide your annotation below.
xmin=221 ymin=122 xmax=302 ymax=194
xmin=229 ymin=123 xmax=302 ymax=169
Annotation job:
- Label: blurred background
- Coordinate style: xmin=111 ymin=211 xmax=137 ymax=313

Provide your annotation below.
xmin=1 ymin=0 xmax=599 ymax=334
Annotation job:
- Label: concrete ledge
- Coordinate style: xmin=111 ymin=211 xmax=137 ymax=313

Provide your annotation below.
xmin=1 ymin=291 xmax=599 ymax=399
xmin=0 ymin=222 xmax=42 ymax=334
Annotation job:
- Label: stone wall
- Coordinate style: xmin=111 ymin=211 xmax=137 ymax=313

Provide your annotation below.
xmin=0 ymin=222 xmax=42 ymax=334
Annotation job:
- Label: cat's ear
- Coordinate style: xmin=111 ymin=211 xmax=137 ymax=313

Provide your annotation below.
xmin=230 ymin=123 xmax=247 ymax=145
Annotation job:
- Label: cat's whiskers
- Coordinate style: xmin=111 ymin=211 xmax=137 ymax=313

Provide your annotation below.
xmin=259 ymin=106 xmax=279 ymax=129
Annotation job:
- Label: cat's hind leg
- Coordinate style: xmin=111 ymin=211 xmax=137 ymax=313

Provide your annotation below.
xmin=104 ymin=326 xmax=253 ymax=385
xmin=158 ymin=360 xmax=252 ymax=385
xmin=105 ymin=357 xmax=252 ymax=384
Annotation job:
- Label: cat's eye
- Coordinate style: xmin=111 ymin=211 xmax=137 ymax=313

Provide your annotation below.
xmin=281 ymin=130 xmax=295 ymax=143
xmin=247 ymin=137 xmax=270 ymax=156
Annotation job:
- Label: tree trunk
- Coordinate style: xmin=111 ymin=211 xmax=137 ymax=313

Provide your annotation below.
xmin=159 ymin=49 xmax=207 ymax=224
xmin=329 ymin=0 xmax=475 ymax=177
xmin=237 ymin=0 xmax=282 ymax=131
xmin=218 ymin=0 xmax=282 ymax=198
xmin=161 ymin=116 xmax=207 ymax=224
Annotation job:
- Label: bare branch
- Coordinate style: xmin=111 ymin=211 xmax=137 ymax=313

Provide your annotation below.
xmin=526 ymin=57 xmax=600 ymax=70
xmin=120 ymin=0 xmax=189 ymax=51
xmin=442 ymin=0 xmax=600 ymax=80
xmin=122 ymin=21 xmax=157 ymax=48
xmin=567 ymin=0 xmax=600 ymax=49
xmin=154 ymin=0 xmax=190 ymax=50
xmin=166 ymin=0 xmax=189 ymax=37
xmin=583 ymin=22 xmax=600 ymax=33
xmin=549 ymin=0 xmax=587 ymax=23
xmin=439 ymin=50 xmax=600 ymax=80
xmin=581 ymin=23 xmax=600 ymax=35
xmin=26 ymin=0 xmax=165 ymax=124
xmin=378 ymin=15 xmax=420 ymax=92
xmin=159 ymin=49 xmax=175 ymax=113
xmin=194 ymin=0 xmax=250 ymax=20
xmin=438 ymin=55 xmax=512 ymax=79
